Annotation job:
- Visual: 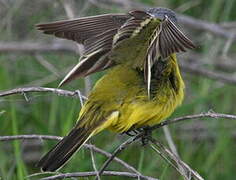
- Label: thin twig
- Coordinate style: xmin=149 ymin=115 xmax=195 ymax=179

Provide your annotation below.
xmin=0 ymin=42 xmax=77 ymax=53
xmin=1 ymin=87 xmax=235 ymax=128
xmin=0 ymin=87 xmax=87 ymax=100
xmin=181 ymin=63 xmax=236 ymax=85
xmin=178 ymin=14 xmax=236 ymax=41
xmin=88 ymin=143 xmax=140 ymax=174
xmin=2 ymin=41 xmax=236 ymax=86
xmin=39 ymin=170 xmax=158 ymax=180
xmin=90 ymin=0 xmax=236 ymax=41
xmin=163 ymin=126 xmax=188 ymax=179
xmin=2 ymin=88 xmax=236 ymax=124
xmin=97 ymin=135 xmax=142 ymax=178
xmin=0 ymin=134 xmax=140 ymax=175
xmin=89 ymin=141 xmax=101 ymax=180
xmin=149 ymin=137 xmax=204 ymax=180
xmin=151 ymin=111 xmax=236 ymax=131
xmin=61 ymin=0 xmax=92 ymax=95
xmin=35 ymin=54 xmax=61 ymax=77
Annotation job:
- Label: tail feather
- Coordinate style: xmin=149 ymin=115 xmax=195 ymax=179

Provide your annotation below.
xmin=37 ymin=127 xmax=93 ymax=171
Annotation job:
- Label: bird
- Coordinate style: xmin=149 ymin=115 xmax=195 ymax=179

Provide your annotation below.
xmin=36 ymin=7 xmax=195 ymax=172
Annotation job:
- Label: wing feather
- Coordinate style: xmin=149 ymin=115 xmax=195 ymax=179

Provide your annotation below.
xmin=36 ymin=14 xmax=130 ymax=44
xmin=159 ymin=17 xmax=196 ymax=58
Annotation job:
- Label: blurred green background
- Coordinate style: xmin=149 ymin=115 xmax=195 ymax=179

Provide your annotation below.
xmin=0 ymin=0 xmax=236 ymax=179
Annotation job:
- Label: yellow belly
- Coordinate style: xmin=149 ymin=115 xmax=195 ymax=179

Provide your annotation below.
xmin=80 ymin=57 xmax=184 ymax=134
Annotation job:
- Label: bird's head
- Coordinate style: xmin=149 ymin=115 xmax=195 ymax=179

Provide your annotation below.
xmin=147 ymin=7 xmax=177 ymax=23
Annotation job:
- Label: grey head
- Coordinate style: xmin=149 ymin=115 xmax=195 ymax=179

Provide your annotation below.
xmin=147 ymin=7 xmax=177 ymax=23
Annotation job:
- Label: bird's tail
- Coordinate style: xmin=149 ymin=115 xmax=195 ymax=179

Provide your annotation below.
xmin=37 ymin=127 xmax=94 ymax=171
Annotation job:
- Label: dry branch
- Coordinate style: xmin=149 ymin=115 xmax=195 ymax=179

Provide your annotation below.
xmin=90 ymin=0 xmax=236 ymax=41
xmin=0 ymin=134 xmax=140 ymax=175
xmin=149 ymin=137 xmax=204 ymax=180
xmin=0 ymin=42 xmax=77 ymax=54
xmin=0 ymin=87 xmax=87 ymax=100
xmin=97 ymin=135 xmax=142 ymax=178
xmin=178 ymin=15 xmax=236 ymax=40
xmin=1 ymin=86 xmax=235 ymax=179
xmin=1 ymin=41 xmax=236 ymax=86
xmin=39 ymin=171 xmax=157 ymax=180
xmin=151 ymin=111 xmax=236 ymax=130
xmin=1 ymin=87 xmax=236 ymax=127
xmin=181 ymin=63 xmax=236 ymax=85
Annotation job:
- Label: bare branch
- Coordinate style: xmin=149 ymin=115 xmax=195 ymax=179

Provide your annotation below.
xmin=181 ymin=63 xmax=236 ymax=85
xmin=60 ymin=0 xmax=92 ymax=95
xmin=0 ymin=87 xmax=87 ymax=100
xmin=97 ymin=135 xmax=142 ymax=178
xmin=1 ymin=87 xmax=235 ymax=126
xmin=0 ymin=134 xmax=62 ymax=141
xmin=87 ymin=144 xmax=141 ymax=174
xmin=149 ymin=137 xmax=204 ymax=180
xmin=0 ymin=134 xmax=140 ymax=175
xmin=1 ymin=41 xmax=236 ymax=86
xmin=89 ymin=141 xmax=101 ymax=180
xmin=178 ymin=14 xmax=236 ymax=41
xmin=1 ymin=88 xmax=235 ymax=127
xmin=163 ymin=126 xmax=188 ymax=179
xmin=90 ymin=0 xmax=236 ymax=41
xmin=39 ymin=171 xmax=158 ymax=180
xmin=35 ymin=54 xmax=61 ymax=77
xmin=0 ymin=42 xmax=77 ymax=54
xmin=151 ymin=111 xmax=236 ymax=131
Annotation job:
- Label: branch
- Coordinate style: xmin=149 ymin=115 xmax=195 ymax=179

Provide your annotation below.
xmin=151 ymin=111 xmax=236 ymax=130
xmin=39 ymin=171 xmax=157 ymax=180
xmin=0 ymin=42 xmax=77 ymax=54
xmin=1 ymin=87 xmax=235 ymax=126
xmin=162 ymin=126 xmax=188 ymax=178
xmin=1 ymin=88 xmax=235 ymax=127
xmin=178 ymin=14 xmax=236 ymax=41
xmin=0 ymin=87 xmax=87 ymax=100
xmin=97 ymin=135 xmax=142 ymax=178
xmin=1 ymin=41 xmax=236 ymax=86
xmin=0 ymin=134 xmax=140 ymax=175
xmin=181 ymin=63 xmax=236 ymax=85
xmin=91 ymin=0 xmax=236 ymax=41
xmin=149 ymin=137 xmax=204 ymax=180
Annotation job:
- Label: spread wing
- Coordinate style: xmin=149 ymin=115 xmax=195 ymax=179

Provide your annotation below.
xmin=57 ymin=11 xmax=152 ymax=86
xmin=37 ymin=13 xmax=131 ymax=86
xmin=113 ymin=10 xmax=151 ymax=45
xmin=144 ymin=16 xmax=196 ymax=97
xmin=158 ymin=17 xmax=196 ymax=58
xmin=36 ymin=14 xmax=130 ymax=44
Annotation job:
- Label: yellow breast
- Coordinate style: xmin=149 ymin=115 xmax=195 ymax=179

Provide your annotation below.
xmin=80 ymin=54 xmax=184 ymax=133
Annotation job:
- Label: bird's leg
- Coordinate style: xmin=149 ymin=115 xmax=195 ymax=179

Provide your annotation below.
xmin=123 ymin=129 xmax=139 ymax=137
xmin=140 ymin=126 xmax=152 ymax=146
xmin=123 ymin=126 xmax=152 ymax=145
xmin=123 ymin=126 xmax=140 ymax=137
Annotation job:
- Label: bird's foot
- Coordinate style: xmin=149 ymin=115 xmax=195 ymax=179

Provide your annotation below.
xmin=139 ymin=126 xmax=152 ymax=146
xmin=123 ymin=129 xmax=140 ymax=137
xmin=123 ymin=126 xmax=152 ymax=145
